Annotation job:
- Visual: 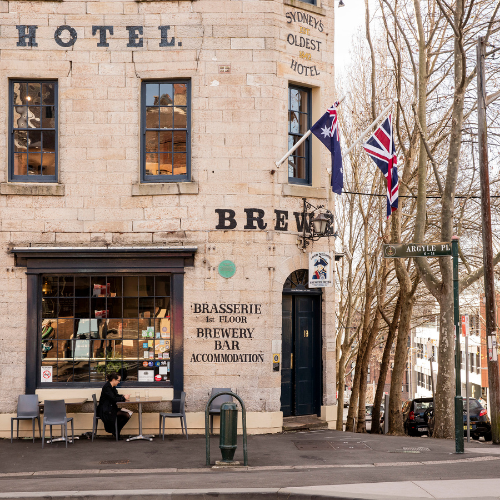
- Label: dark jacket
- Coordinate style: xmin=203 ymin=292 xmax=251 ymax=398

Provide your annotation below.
xmin=97 ymin=381 xmax=126 ymax=433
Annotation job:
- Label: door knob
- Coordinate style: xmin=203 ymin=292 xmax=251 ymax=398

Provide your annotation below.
xmin=304 ymin=330 xmax=309 ymax=337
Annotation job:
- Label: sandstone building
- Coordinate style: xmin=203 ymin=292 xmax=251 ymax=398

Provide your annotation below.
xmin=0 ymin=0 xmax=339 ymax=436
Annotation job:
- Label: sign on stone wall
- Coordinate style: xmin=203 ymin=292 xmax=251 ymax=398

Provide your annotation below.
xmin=285 ymin=10 xmax=324 ymax=76
xmin=11 ymin=25 xmax=180 ymax=48
xmin=190 ymin=303 xmax=264 ymax=363
xmin=308 ymin=251 xmax=333 ymax=288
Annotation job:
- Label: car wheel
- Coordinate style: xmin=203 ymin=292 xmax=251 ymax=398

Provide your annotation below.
xmin=484 ymin=432 xmax=492 ymax=442
xmin=472 ymin=434 xmax=480 ymax=440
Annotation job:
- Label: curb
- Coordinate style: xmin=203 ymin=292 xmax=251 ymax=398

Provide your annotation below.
xmin=0 ymin=488 xmax=497 ymax=500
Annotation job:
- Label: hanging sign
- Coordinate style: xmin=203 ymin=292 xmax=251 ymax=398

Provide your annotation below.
xmin=41 ymin=366 xmax=53 ymax=383
xmin=308 ymin=251 xmax=333 ymax=288
xmin=461 ymin=315 xmax=469 ymax=337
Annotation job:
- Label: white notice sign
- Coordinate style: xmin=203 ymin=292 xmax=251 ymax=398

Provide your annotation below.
xmin=308 ymin=251 xmax=333 ymax=288
xmin=41 ymin=366 xmax=53 ymax=383
xmin=138 ymin=369 xmax=154 ymax=382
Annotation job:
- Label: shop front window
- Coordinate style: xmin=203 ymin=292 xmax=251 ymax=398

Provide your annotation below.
xmin=41 ymin=275 xmax=172 ymax=385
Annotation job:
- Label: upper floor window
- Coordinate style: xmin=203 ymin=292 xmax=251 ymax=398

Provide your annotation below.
xmin=288 ymin=85 xmax=311 ymax=185
xmin=298 ymin=0 xmax=316 ymax=3
xmin=141 ymin=80 xmax=190 ymax=183
xmin=9 ymin=80 xmax=58 ymax=182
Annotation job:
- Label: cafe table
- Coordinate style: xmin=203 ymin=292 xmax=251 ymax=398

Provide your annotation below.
xmin=118 ymin=397 xmax=162 ymax=442
xmin=39 ymin=398 xmax=88 ymax=444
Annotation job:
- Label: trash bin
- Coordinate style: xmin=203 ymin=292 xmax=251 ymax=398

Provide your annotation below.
xmin=219 ymin=402 xmax=238 ymax=462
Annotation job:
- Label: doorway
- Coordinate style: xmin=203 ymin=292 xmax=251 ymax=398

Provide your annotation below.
xmin=281 ymin=270 xmax=322 ymax=417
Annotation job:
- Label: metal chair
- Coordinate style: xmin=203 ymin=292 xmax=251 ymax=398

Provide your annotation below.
xmin=209 ymin=388 xmax=233 ymax=434
xmin=159 ymin=391 xmax=188 ymax=440
xmin=42 ymin=400 xmax=74 ymax=448
xmin=11 ymin=395 xmax=41 ymax=443
xmin=92 ymin=394 xmax=118 ymax=441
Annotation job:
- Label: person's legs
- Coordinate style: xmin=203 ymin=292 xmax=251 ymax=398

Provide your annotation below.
xmin=116 ymin=410 xmax=131 ymax=438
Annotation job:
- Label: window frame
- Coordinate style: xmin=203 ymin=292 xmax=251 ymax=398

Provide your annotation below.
xmin=8 ymin=79 xmax=58 ymax=183
xmin=288 ymin=84 xmax=312 ymax=186
xmin=140 ymin=79 xmax=191 ymax=184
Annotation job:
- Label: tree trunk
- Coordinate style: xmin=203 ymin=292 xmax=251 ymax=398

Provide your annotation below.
xmin=433 ymin=262 xmax=456 ymax=439
xmin=357 ymin=313 xmax=380 ymax=432
xmin=371 ymin=295 xmax=401 ymax=434
xmin=388 ymin=289 xmax=414 ymax=435
xmin=345 ymin=358 xmax=362 ymax=432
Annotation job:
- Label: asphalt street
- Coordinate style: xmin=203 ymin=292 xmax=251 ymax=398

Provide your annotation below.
xmin=1 ymin=429 xmax=499 ymax=495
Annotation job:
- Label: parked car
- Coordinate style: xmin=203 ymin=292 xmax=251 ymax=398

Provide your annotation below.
xmin=427 ymin=398 xmax=492 ymax=441
xmin=402 ymin=398 xmax=433 ymax=436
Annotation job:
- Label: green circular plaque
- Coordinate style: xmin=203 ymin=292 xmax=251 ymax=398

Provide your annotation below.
xmin=218 ymin=260 xmax=236 ymax=278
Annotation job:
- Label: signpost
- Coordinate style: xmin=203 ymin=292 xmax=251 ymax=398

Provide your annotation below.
xmin=383 ymin=238 xmax=464 ymax=454
xmin=462 ymin=314 xmax=470 ymax=443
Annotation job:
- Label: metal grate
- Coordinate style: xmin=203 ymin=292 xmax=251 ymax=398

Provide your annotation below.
xmin=294 ymin=441 xmax=332 ymax=450
xmin=329 ymin=441 xmax=370 ymax=450
xmin=294 ymin=440 xmax=370 ymax=451
xmin=99 ymin=460 xmax=130 ymax=465
xmin=403 ymin=447 xmax=430 ymax=452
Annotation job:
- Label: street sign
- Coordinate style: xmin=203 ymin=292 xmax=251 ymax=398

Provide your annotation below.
xmin=383 ymin=242 xmax=452 ymax=258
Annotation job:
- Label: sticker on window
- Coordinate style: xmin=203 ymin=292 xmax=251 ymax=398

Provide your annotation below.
xmin=41 ymin=366 xmax=53 ymax=383
xmin=138 ymin=370 xmax=154 ymax=382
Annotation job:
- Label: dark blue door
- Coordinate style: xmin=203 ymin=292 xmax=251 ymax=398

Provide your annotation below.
xmin=281 ymin=294 xmax=321 ymax=416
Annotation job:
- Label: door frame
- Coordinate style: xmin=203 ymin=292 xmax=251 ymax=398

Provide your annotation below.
xmin=281 ymin=287 xmax=323 ymax=417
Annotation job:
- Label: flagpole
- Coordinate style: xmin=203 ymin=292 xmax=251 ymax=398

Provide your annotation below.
xmin=344 ymin=99 xmax=397 ymax=156
xmin=275 ymin=94 xmax=348 ymax=167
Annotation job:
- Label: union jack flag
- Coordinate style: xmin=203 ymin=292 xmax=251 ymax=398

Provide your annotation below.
xmin=363 ymin=114 xmax=399 ymax=218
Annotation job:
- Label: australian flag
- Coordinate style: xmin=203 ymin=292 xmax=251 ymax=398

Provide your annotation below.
xmin=311 ymin=102 xmax=343 ymax=195
xmin=363 ymin=114 xmax=399 ymax=218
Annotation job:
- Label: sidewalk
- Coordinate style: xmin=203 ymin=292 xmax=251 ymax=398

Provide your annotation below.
xmin=1 ymin=429 xmax=499 ymax=499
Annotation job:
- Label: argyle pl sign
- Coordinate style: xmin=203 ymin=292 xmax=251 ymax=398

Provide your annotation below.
xmin=383 ymin=242 xmax=452 ymax=258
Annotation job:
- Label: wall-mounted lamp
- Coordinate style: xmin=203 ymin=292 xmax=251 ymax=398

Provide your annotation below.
xmin=338 ymin=0 xmax=345 ymax=7
xmin=299 ymin=198 xmax=336 ymax=249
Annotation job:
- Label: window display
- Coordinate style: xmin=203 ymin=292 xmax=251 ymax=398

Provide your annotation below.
xmin=41 ymin=275 xmax=171 ymax=384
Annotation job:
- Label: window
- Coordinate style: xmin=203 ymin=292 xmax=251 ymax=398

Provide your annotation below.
xmin=141 ymin=80 xmax=190 ymax=182
xmin=299 ymin=0 xmax=316 ymax=4
xmin=9 ymin=80 xmax=58 ymax=182
xmin=288 ymin=85 xmax=311 ymax=184
xmin=41 ymin=275 xmax=171 ymax=384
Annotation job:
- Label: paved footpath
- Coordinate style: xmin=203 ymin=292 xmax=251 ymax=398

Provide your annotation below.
xmin=1 ymin=430 xmax=500 ymax=499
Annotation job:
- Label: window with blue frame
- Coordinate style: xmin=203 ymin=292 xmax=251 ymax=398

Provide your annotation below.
xmin=288 ymin=85 xmax=311 ymax=185
xmin=9 ymin=80 xmax=58 ymax=182
xmin=141 ymin=81 xmax=191 ymax=182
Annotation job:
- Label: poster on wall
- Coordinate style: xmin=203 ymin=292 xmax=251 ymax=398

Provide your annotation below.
xmin=41 ymin=366 xmax=53 ymax=383
xmin=308 ymin=252 xmax=333 ymax=288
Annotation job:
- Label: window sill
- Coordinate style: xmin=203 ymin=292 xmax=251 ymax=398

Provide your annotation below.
xmin=132 ymin=182 xmax=199 ymax=196
xmin=0 ymin=182 xmax=65 ymax=196
xmin=284 ymin=0 xmax=326 ymax=16
xmin=282 ymin=183 xmax=326 ymax=198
